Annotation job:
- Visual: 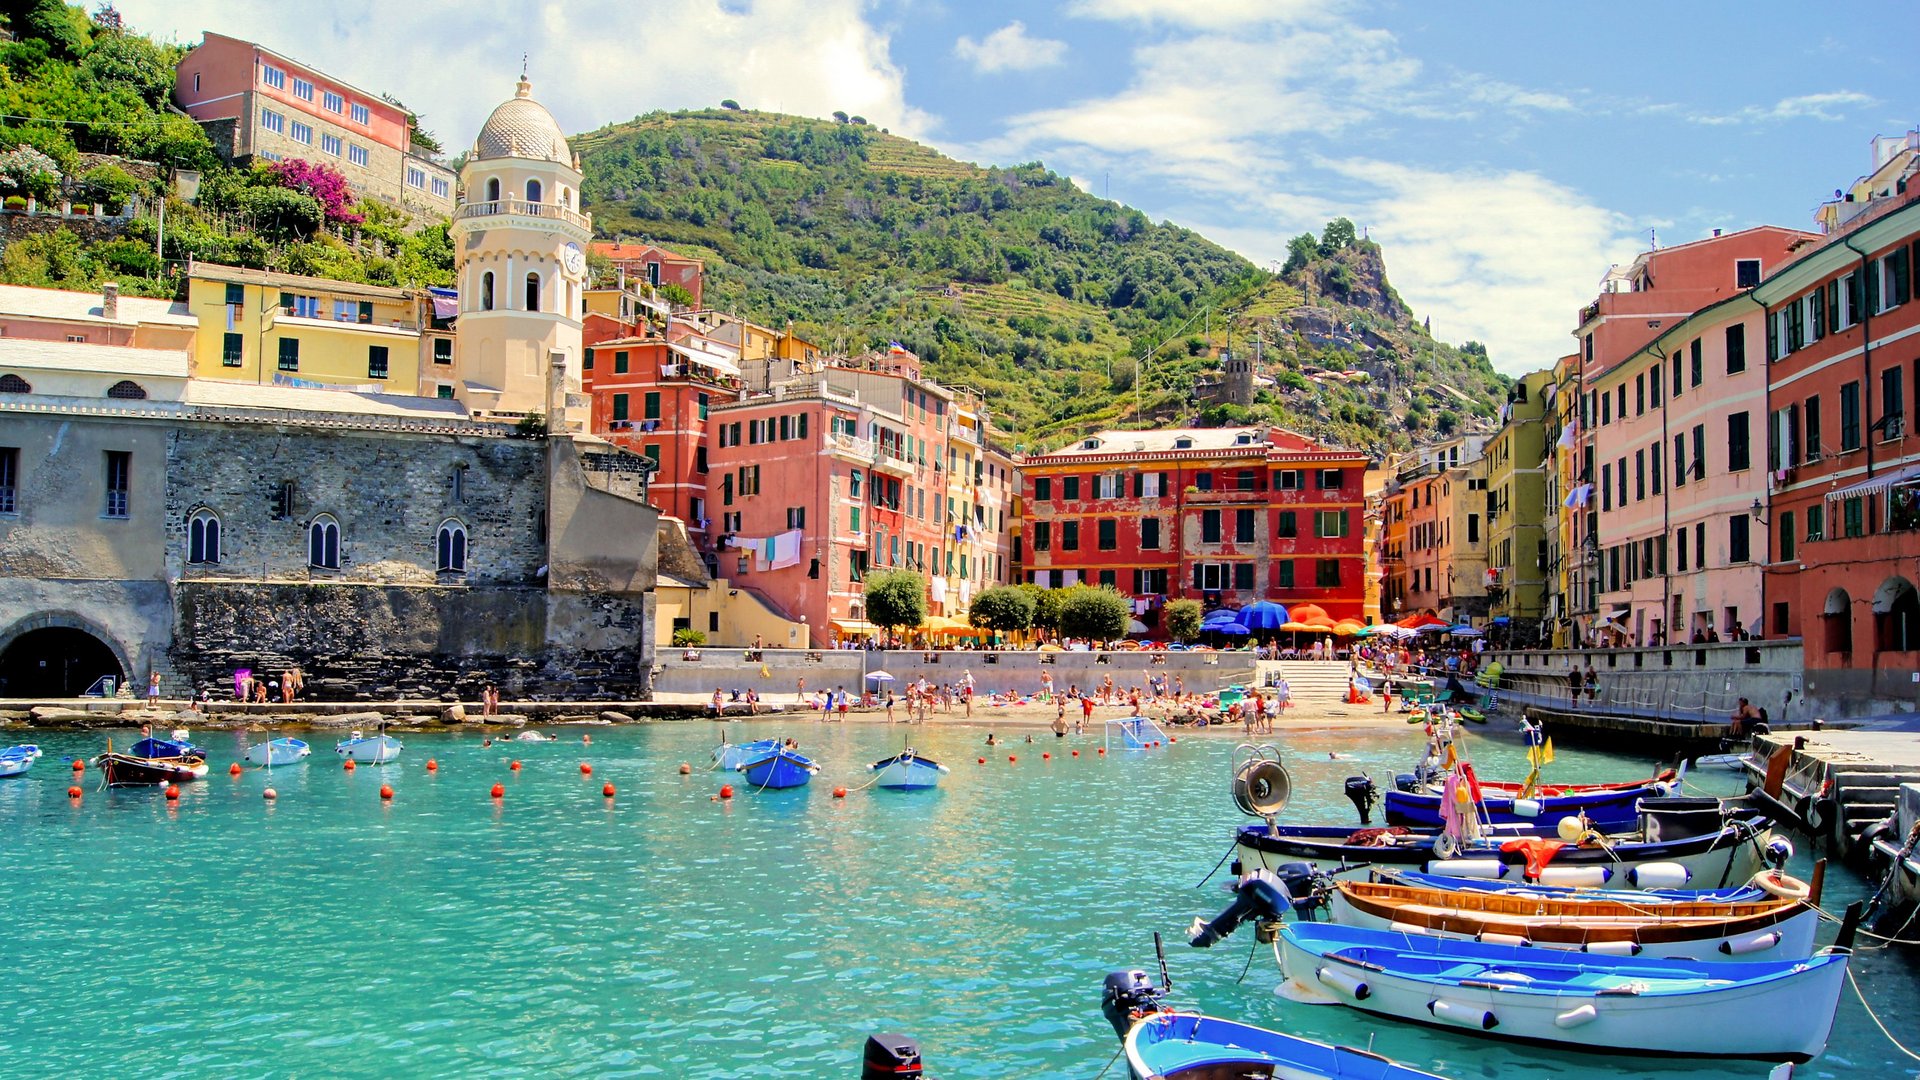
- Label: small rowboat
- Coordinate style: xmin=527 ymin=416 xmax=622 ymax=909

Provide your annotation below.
xmin=335 ymin=729 xmax=402 ymax=764
xmin=1329 ymin=879 xmax=1821 ymax=961
xmin=0 ymin=744 xmax=42 ymax=778
xmin=713 ymin=737 xmax=781 ymax=772
xmin=740 ymin=747 xmax=817 ymax=789
xmin=868 ymin=749 xmax=950 ymax=790
xmin=1373 ymin=868 xmax=1773 ymax=905
xmin=1276 ymin=918 xmax=1856 ymax=1063
xmin=245 ymin=738 xmax=310 ymax=767
xmin=93 ymin=740 xmax=210 ymax=786
xmin=1385 ymin=775 xmax=1676 ymax=833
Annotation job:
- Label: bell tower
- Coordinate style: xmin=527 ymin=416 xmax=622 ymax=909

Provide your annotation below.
xmin=450 ymin=75 xmax=591 ymax=425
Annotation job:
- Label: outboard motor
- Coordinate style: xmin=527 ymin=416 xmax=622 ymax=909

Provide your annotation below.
xmin=1274 ymin=861 xmax=1328 ymax=920
xmin=1190 ymin=865 xmax=1328 ymax=947
xmin=1100 ymin=969 xmax=1167 ymax=1039
xmin=1393 ymin=771 xmax=1421 ymax=794
xmin=1345 ymin=774 xmax=1379 ymax=823
xmin=861 ymin=1033 xmax=922 ymax=1079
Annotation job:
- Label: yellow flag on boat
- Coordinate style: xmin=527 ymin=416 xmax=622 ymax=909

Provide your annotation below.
xmin=1443 ymin=743 xmax=1457 ymax=770
xmin=1542 ymin=737 xmax=1555 ymax=765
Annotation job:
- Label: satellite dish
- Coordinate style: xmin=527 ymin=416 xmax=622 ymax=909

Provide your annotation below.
xmin=1233 ymin=758 xmax=1292 ymax=818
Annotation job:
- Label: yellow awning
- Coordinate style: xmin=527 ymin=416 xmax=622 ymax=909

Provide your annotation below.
xmin=830 ymin=619 xmax=880 ymax=635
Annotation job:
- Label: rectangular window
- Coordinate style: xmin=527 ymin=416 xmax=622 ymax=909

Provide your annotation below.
xmin=1141 ymin=518 xmax=1160 ymax=549
xmin=1635 ymin=373 xmax=1645 ymax=416
xmin=643 ymin=443 xmax=661 ymax=468
xmin=260 ymin=108 xmax=284 ymax=134
xmin=350 ymin=102 xmax=370 ymax=125
xmin=1601 ymin=462 xmax=1612 ymax=510
xmin=786 ymin=506 xmax=806 ymax=529
xmin=1779 ymin=512 xmax=1796 ymax=563
xmin=1844 ymin=496 xmax=1864 ymax=539
xmin=1727 ymin=411 xmax=1750 ymax=471
xmin=431 ymin=177 xmax=449 ymax=199
xmin=848 ymin=507 xmax=860 ymax=535
xmin=1202 ymin=509 xmax=1221 ymax=543
xmin=367 ymin=344 xmax=388 ymax=379
xmin=434 ymin=338 xmax=452 ymax=364
xmin=103 ymin=450 xmax=129 ymax=518
xmin=1695 ymin=522 xmax=1706 ymax=569
xmin=1601 ymin=392 xmax=1611 ymax=425
xmin=1651 ymin=446 xmax=1662 ymax=494
xmin=1736 ymin=259 xmax=1761 ymax=288
xmin=1275 ymin=470 xmax=1301 ymax=490
xmin=320 ymin=133 xmax=341 ymax=156
xmin=323 ymin=91 xmax=344 ymax=113
xmin=1467 ymin=513 xmax=1479 ymax=544
xmin=1672 ymin=354 xmax=1683 ymax=397
xmin=406 ymin=167 xmax=426 ymax=189
xmin=1807 ymin=503 xmax=1824 ymax=540
xmin=644 ymin=392 xmax=660 ymax=420
xmin=1805 ymin=395 xmax=1822 ymax=461
xmin=291 ymin=77 xmax=314 ymax=101
xmin=1690 ymin=337 xmax=1703 ymax=387
xmin=262 ymin=65 xmax=285 ymax=89
xmin=1139 ymin=471 xmax=1163 ymax=497
xmin=1318 ymin=468 xmax=1344 ymax=490
xmin=1725 ymin=323 xmax=1746 ymax=374
xmin=1729 ymin=514 xmax=1750 ymax=563
xmin=1691 ymin=425 xmax=1705 ymax=479
xmin=739 ymin=465 xmax=761 ymax=496
xmin=1634 ymin=448 xmax=1646 ymax=501
xmin=1650 ymin=368 xmax=1662 ymax=408
xmin=1234 ymin=562 xmax=1255 ymax=590
xmin=1033 ymin=521 xmax=1050 ymax=551
xmin=613 ymin=351 xmax=629 ymax=374
xmin=1675 ymin=527 xmax=1689 ymax=573
xmin=1882 ymin=366 xmax=1905 ymax=435
xmin=289 ymin=120 xmax=312 ymax=145
xmin=221 ymin=332 xmax=243 ymax=366
xmin=1840 ymin=381 xmax=1861 ymax=450
xmin=1032 ymin=477 xmax=1051 ymax=501
xmin=1062 ymin=476 xmax=1080 ymax=500
xmin=1235 ymin=508 xmax=1256 ymax=543
xmin=1315 ymin=510 xmax=1348 ymax=538
xmin=347 ymin=144 xmax=369 ymax=168
xmin=1098 ymin=569 xmax=1115 ymax=589
xmin=1673 ymin=435 xmax=1686 ymax=489
xmin=694 ymin=446 xmax=707 ymax=474
xmin=0 ymin=447 xmax=16 ymax=514
xmin=277 ymin=337 xmax=299 ymax=371
xmin=1276 ymin=510 xmax=1297 ymax=538
xmin=1060 ymin=520 xmax=1079 ymax=551
xmin=1315 ymin=559 xmax=1341 ymax=587
xmin=436 ymin=384 xmax=454 ymax=400
xmin=611 ymin=394 xmax=628 ymax=421
xmin=1098 ymin=519 xmax=1117 ymax=550
xmin=1276 ymin=559 xmax=1294 ymax=589
xmin=1133 ymin=568 xmax=1167 ymax=595
xmin=1094 ymin=473 xmax=1123 ymax=498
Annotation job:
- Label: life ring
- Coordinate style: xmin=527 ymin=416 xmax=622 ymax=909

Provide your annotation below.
xmin=1751 ymin=869 xmax=1811 ymax=901
xmin=1433 ymin=832 xmax=1461 ymax=859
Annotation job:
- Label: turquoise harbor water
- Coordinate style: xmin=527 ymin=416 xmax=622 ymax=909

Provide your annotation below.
xmin=3 ymin=719 xmax=1914 ymax=1079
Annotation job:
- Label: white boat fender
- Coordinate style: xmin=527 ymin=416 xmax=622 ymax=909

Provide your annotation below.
xmin=1426 ymin=858 xmax=1506 ymax=879
xmin=1535 ymin=865 xmax=1611 ymax=888
xmin=1388 ymin=921 xmax=1432 ymax=936
xmin=1581 ymin=940 xmax=1642 ymax=956
xmin=1512 ymin=798 xmax=1543 ymax=818
xmin=1427 ymin=999 xmax=1497 ymax=1030
xmin=1718 ymin=930 xmax=1784 ymax=956
xmin=1476 ymin=931 xmax=1531 ymax=948
xmin=1627 ymin=862 xmax=1692 ymax=889
xmin=1751 ymin=869 xmax=1811 ymax=901
xmin=1553 ymin=1003 xmax=1600 ymax=1029
xmin=1316 ymin=965 xmax=1372 ymax=1000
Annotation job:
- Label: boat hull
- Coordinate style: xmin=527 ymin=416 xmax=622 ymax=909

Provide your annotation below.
xmin=741 ymin=750 xmax=816 ymax=789
xmin=1277 ymin=923 xmax=1845 ymax=1062
xmin=869 ymin=752 xmax=949 ymax=790
xmin=1385 ymin=782 xmax=1663 ymax=833
xmin=1375 ymin=869 xmax=1770 ymax=905
xmin=245 ymin=739 xmax=311 ymax=767
xmin=335 ymin=736 xmax=402 ymax=763
xmin=0 ymin=745 xmax=40 ymax=778
xmin=94 ymin=753 xmax=209 ymax=786
xmin=1124 ymin=1011 xmax=1447 ymax=1080
xmin=714 ymin=739 xmax=781 ymax=772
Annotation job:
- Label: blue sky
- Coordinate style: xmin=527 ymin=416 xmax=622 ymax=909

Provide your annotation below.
xmin=121 ymin=0 xmax=1913 ymax=374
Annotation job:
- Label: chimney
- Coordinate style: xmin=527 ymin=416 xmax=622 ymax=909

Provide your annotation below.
xmin=1712 ymin=229 xmax=1722 ymax=237
xmin=102 ymin=282 xmax=120 ymax=321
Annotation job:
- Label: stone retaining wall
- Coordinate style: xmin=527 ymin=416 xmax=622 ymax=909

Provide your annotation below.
xmin=653 ymin=649 xmax=1258 ymax=699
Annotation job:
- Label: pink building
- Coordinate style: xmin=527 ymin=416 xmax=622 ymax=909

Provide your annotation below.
xmin=174 ymin=32 xmax=455 ymax=219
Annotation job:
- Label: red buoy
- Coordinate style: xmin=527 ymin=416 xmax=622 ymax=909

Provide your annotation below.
xmin=510 ymin=760 xmax=522 ymax=771
xmin=1071 ymin=750 xmax=1080 ymax=757
xmin=978 ymin=757 xmax=986 ymax=764
xmin=263 ymin=787 xmax=277 ymax=800
xmin=71 ymin=759 xmax=84 ymax=772
xmin=344 ymin=759 xmax=357 ymax=772
xmin=426 ymin=759 xmax=438 ymax=772
xmin=1170 ymin=736 xmax=1178 ymax=744
xmin=1042 ymin=752 xmax=1051 ymax=760
xmin=833 ymin=786 xmax=847 ymax=798
xmin=67 ymin=785 xmax=83 ymax=798
xmin=164 ymin=785 xmax=180 ymax=800
xmin=490 ymin=783 xmax=505 ymax=799
xmin=1098 ymin=747 xmax=1107 ymax=756
xmin=579 ymin=762 xmax=593 ymax=775
xmin=678 ymin=763 xmax=692 ymax=775
xmin=379 ymin=784 xmax=394 ymax=800
xmin=1009 ymin=754 xmax=1018 ymax=763
xmin=602 ymin=782 xmax=616 ymax=797
xmin=719 ymin=784 xmax=734 ymax=799
xmin=229 ymin=762 xmax=242 ymax=776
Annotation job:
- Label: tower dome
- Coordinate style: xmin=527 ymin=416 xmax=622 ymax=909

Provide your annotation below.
xmin=472 ymin=76 xmax=571 ymax=165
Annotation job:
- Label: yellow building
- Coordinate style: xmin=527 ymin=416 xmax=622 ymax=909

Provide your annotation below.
xmin=1486 ymin=369 xmax=1554 ymax=628
xmin=1543 ymin=353 xmax=1581 ymax=646
xmin=185 ymin=262 xmax=422 ymax=391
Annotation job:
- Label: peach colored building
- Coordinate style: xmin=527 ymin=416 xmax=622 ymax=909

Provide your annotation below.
xmin=590 ymin=242 xmax=705 ymax=309
xmin=0 ymin=283 xmax=196 ymax=352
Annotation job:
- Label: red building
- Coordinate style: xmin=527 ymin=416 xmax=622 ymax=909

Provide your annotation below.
xmin=1755 ymin=183 xmax=1920 ymax=711
xmin=590 ymin=242 xmax=704 ymax=309
xmin=1018 ymin=427 xmax=1369 ymax=628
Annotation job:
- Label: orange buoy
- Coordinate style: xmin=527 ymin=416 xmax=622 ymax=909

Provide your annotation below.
xmin=344 ymin=759 xmax=357 ymax=772
xmin=1042 ymin=752 xmax=1051 ymax=760
xmin=426 ymin=759 xmax=438 ymax=772
xmin=510 ymin=760 xmax=522 ymax=771
xmin=978 ymin=757 xmax=986 ymax=764
xmin=833 ymin=786 xmax=848 ymax=798
xmin=1009 ymin=754 xmax=1018 ymax=763
xmin=490 ymin=783 xmax=505 ymax=799
xmin=1071 ymin=750 xmax=1079 ymax=757
xmin=719 ymin=784 xmax=734 ymax=799
xmin=72 ymin=759 xmax=84 ymax=772
xmin=379 ymin=784 xmax=394 ymax=800
xmin=67 ymin=785 xmax=83 ymax=798
xmin=678 ymin=763 xmax=692 ymax=775
xmin=164 ymin=785 xmax=180 ymax=800
xmin=602 ymin=782 xmax=616 ymax=797
xmin=229 ymin=762 xmax=242 ymax=776
xmin=1170 ymin=736 xmax=1178 ymax=744
xmin=263 ymin=787 xmax=277 ymax=800
xmin=1098 ymin=747 xmax=1107 ymax=755
xmin=579 ymin=762 xmax=593 ymax=775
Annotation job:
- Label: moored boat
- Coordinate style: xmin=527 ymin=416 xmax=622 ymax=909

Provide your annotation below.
xmin=713 ymin=737 xmax=781 ymax=772
xmin=1385 ymin=776 xmax=1675 ymax=833
xmin=868 ymin=749 xmax=949 ymax=790
xmin=245 ymin=738 xmax=311 ymax=767
xmin=1373 ymin=868 xmax=1772 ymax=905
xmin=335 ymin=728 xmax=402 ymax=764
xmin=1275 ymin=918 xmax=1855 ymax=1063
xmin=1328 ymin=879 xmax=1820 ymax=961
xmin=0 ymin=744 xmax=42 ymax=778
xmin=739 ymin=747 xmax=817 ymax=789
xmin=92 ymin=743 xmax=210 ymax=786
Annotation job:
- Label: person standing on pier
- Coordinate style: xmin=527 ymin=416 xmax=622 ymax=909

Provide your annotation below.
xmin=1583 ymin=661 xmax=1598 ymax=704
xmin=1567 ymin=665 xmax=1583 ymax=707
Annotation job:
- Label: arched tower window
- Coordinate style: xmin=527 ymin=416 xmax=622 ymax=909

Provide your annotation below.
xmin=526 ymin=178 xmax=542 ymax=204
xmin=481 ymin=271 xmax=495 ymax=311
xmin=525 ymin=272 xmax=540 ymax=312
xmin=308 ymin=514 xmax=340 ymax=570
xmin=106 ymin=380 xmax=147 ymax=400
xmin=560 ymin=187 xmax=571 ymax=208
xmin=0 ymin=373 xmax=30 ymax=393
xmin=188 ymin=509 xmax=221 ymax=565
xmin=485 ymin=177 xmax=500 ymax=203
xmin=437 ymin=519 xmax=468 ymax=573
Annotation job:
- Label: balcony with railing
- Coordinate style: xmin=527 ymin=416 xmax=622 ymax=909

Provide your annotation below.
xmin=827 ymin=432 xmax=876 ymax=464
xmin=873 ymin=445 xmax=917 ymax=477
xmin=455 ymin=198 xmax=589 ymax=231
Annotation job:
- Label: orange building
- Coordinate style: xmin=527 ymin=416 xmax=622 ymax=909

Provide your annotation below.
xmin=590 ymin=242 xmax=704 ymax=309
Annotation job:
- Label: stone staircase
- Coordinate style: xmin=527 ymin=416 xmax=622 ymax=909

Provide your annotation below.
xmin=1256 ymin=660 xmax=1357 ymax=703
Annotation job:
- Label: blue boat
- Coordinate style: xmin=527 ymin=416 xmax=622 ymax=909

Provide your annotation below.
xmin=868 ymin=749 xmax=949 ymax=790
xmin=1376 ymin=868 xmax=1772 ymax=903
xmin=739 ymin=747 xmax=817 ymax=789
xmin=713 ymin=737 xmax=781 ymax=772
xmin=0 ymin=744 xmax=42 ymax=778
xmin=131 ymin=736 xmax=205 ymax=762
xmin=1384 ymin=778 xmax=1672 ymax=833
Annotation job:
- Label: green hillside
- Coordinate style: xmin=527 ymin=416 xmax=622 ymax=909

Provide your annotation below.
xmin=576 ymin=108 xmax=1508 ymax=451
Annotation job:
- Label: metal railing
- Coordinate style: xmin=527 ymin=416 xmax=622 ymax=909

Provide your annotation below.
xmin=455 ymin=198 xmax=589 ymax=230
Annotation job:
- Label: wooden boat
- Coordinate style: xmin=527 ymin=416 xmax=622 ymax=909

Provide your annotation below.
xmin=713 ymin=737 xmax=781 ymax=772
xmin=1385 ymin=775 xmax=1676 ymax=833
xmin=739 ymin=747 xmax=817 ymax=789
xmin=335 ymin=728 xmax=402 ymax=764
xmin=1102 ymin=970 xmax=1449 ymax=1080
xmin=1373 ymin=868 xmax=1772 ymax=904
xmin=1235 ymin=800 xmax=1771 ymax=888
xmin=92 ymin=738 xmax=210 ymax=786
xmin=1329 ymin=879 xmax=1820 ymax=961
xmin=130 ymin=736 xmax=205 ymax=762
xmin=1276 ymin=919 xmax=1855 ymax=1063
xmin=244 ymin=738 xmax=310 ymax=767
xmin=868 ymin=749 xmax=950 ymax=790
xmin=0 ymin=744 xmax=42 ymax=778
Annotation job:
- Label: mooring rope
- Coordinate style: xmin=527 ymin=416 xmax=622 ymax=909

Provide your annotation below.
xmin=1848 ymin=965 xmax=1920 ymax=1063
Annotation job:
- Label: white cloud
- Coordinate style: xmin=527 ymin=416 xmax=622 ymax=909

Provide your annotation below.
xmin=114 ymin=0 xmax=935 ymax=150
xmin=1680 ymin=90 xmax=1874 ymax=126
xmin=1457 ymin=75 xmax=1575 ymax=114
xmin=954 ymin=21 xmax=1067 ymax=74
xmin=1067 ymin=0 xmax=1334 ymax=30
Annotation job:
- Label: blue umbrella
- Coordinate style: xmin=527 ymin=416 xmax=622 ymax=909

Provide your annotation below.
xmin=1203 ymin=608 xmax=1241 ymax=624
xmin=1214 ymin=622 xmax=1251 ymax=635
xmin=1240 ymin=601 xmax=1289 ymax=630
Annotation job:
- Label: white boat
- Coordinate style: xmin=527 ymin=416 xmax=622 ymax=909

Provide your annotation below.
xmin=335 ymin=729 xmax=402 ymax=764
xmin=713 ymin=737 xmax=781 ymax=772
xmin=245 ymin=738 xmax=311 ymax=767
xmin=868 ymin=749 xmax=950 ymax=790
xmin=1277 ymin=919 xmax=1855 ymax=1063
xmin=0 ymin=744 xmax=42 ymax=778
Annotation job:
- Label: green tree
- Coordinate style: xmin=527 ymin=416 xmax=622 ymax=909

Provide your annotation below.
xmin=9 ymin=0 xmax=90 ymax=58
xmin=1281 ymin=231 xmax=1319 ymax=274
xmin=720 ymin=99 xmax=740 ymax=110
xmin=1320 ymin=217 xmax=1356 ymax=253
xmin=968 ymin=585 xmax=1034 ymax=635
xmin=1164 ymin=598 xmax=1203 ymax=644
xmin=671 ymin=628 xmax=707 ymax=647
xmin=1019 ymin=582 xmax=1063 ymax=635
xmin=1057 ymin=584 xmax=1130 ymax=642
xmin=864 ymin=570 xmax=927 ymax=635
